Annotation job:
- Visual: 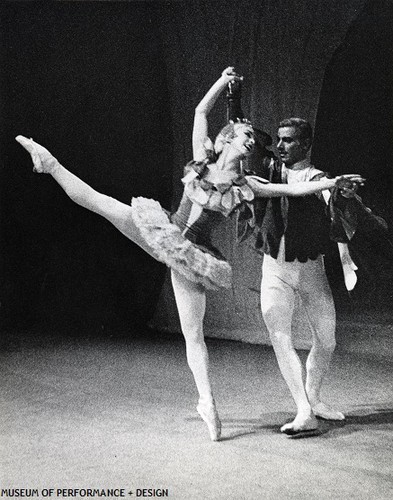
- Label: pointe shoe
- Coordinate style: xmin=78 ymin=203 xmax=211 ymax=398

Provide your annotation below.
xmin=312 ymin=402 xmax=345 ymax=421
xmin=15 ymin=135 xmax=58 ymax=174
xmin=280 ymin=414 xmax=318 ymax=436
xmin=197 ymin=401 xmax=222 ymax=442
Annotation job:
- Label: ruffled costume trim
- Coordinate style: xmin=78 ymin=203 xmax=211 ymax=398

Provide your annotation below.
xmin=182 ymin=161 xmax=256 ymax=217
xmin=130 ymin=197 xmax=232 ymax=290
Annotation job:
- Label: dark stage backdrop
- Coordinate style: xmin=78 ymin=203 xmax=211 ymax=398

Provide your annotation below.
xmin=312 ymin=0 xmax=393 ymax=317
xmin=313 ymin=0 xmax=393 ymax=225
xmin=1 ymin=1 xmax=172 ymax=334
xmin=1 ymin=0 xmax=392 ymax=344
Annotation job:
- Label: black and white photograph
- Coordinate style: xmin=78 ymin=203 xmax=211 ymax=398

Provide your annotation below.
xmin=1 ymin=1 xmax=392 ymax=498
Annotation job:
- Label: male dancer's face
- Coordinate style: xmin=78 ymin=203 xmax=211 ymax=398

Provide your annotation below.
xmin=276 ymin=126 xmax=307 ymax=167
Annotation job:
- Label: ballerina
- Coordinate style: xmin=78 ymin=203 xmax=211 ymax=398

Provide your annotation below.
xmin=16 ymin=67 xmax=364 ymax=441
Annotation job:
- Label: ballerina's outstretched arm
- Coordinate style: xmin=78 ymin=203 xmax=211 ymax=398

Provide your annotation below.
xmin=15 ymin=136 xmax=153 ymax=253
xmin=247 ymin=174 xmax=365 ymax=198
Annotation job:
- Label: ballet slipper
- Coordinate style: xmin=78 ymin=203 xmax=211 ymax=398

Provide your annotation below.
xmin=197 ymin=400 xmax=222 ymax=442
xmin=15 ymin=135 xmax=58 ymax=174
xmin=280 ymin=413 xmax=318 ymax=436
xmin=312 ymin=402 xmax=345 ymax=421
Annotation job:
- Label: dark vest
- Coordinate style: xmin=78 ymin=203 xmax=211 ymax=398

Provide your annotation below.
xmin=256 ymin=161 xmax=331 ymax=262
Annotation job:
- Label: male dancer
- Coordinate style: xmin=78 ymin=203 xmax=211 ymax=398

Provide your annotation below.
xmin=257 ymin=118 xmax=359 ymax=435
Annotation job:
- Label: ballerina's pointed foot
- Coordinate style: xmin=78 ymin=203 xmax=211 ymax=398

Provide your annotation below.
xmin=197 ymin=401 xmax=222 ymax=441
xmin=312 ymin=402 xmax=345 ymax=421
xmin=280 ymin=413 xmax=318 ymax=436
xmin=15 ymin=135 xmax=58 ymax=174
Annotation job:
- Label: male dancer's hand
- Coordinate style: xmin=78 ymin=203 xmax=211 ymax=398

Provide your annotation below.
xmin=336 ymin=174 xmax=365 ymax=198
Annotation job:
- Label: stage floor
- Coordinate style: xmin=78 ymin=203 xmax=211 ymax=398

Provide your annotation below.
xmin=1 ymin=326 xmax=393 ymax=499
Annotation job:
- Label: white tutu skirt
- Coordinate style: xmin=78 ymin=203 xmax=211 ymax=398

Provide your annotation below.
xmin=130 ymin=197 xmax=232 ymax=290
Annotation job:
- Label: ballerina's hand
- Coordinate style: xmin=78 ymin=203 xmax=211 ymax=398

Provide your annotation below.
xmin=335 ymin=174 xmax=365 ymax=198
xmin=221 ymin=66 xmax=243 ymax=84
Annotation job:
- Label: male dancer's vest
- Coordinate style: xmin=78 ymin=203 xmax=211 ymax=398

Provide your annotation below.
xmin=257 ymin=161 xmax=331 ymax=263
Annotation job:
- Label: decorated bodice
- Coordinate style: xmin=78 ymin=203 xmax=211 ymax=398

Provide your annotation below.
xmin=171 ymin=191 xmax=224 ymax=250
xmin=171 ymin=157 xmax=260 ymax=255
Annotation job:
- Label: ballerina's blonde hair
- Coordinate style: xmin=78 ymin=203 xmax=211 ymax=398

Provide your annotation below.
xmin=213 ymin=118 xmax=254 ymax=155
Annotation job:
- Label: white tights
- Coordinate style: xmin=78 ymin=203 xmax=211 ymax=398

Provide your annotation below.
xmin=261 ymin=254 xmax=336 ymax=416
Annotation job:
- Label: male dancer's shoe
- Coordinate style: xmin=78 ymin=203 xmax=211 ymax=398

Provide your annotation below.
xmin=312 ymin=402 xmax=345 ymax=421
xmin=280 ymin=413 xmax=318 ymax=436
